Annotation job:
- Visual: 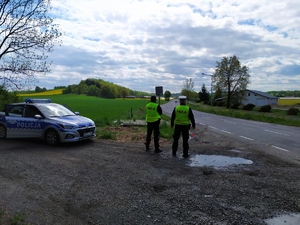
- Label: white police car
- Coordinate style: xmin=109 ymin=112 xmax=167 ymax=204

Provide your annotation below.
xmin=0 ymin=99 xmax=96 ymax=145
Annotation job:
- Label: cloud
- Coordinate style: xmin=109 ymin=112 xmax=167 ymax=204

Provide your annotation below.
xmin=37 ymin=0 xmax=300 ymax=93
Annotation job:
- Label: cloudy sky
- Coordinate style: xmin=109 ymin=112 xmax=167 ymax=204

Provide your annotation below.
xmin=39 ymin=0 xmax=300 ymax=93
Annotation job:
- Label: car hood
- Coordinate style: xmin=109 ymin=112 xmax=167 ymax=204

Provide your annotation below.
xmin=49 ymin=115 xmax=95 ymax=127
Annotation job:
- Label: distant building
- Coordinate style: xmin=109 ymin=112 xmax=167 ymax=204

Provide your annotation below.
xmin=242 ymin=89 xmax=278 ymax=106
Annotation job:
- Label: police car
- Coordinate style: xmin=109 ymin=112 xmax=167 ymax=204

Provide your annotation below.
xmin=0 ymin=99 xmax=96 ymax=145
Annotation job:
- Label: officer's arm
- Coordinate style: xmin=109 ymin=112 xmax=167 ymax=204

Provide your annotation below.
xmin=189 ymin=108 xmax=196 ymax=129
xmin=157 ymin=105 xmax=162 ymax=115
xmin=171 ymin=108 xmax=176 ymax=127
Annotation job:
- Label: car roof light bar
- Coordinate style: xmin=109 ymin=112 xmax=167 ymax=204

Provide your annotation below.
xmin=25 ymin=99 xmax=51 ymax=103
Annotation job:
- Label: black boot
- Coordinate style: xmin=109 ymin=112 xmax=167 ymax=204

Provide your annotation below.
xmin=144 ymin=143 xmax=150 ymax=151
xmin=172 ymin=148 xmax=177 ymax=156
xmin=154 ymin=148 xmax=162 ymax=153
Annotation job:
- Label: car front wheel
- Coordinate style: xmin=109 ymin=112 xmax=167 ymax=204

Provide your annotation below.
xmin=45 ymin=129 xmax=60 ymax=145
xmin=0 ymin=124 xmax=6 ymax=139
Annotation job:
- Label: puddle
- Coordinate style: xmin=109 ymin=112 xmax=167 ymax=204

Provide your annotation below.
xmin=189 ymin=154 xmax=253 ymax=168
xmin=265 ymin=213 xmax=300 ymax=225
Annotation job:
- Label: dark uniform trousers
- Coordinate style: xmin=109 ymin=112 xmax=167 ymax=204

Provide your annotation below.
xmin=172 ymin=124 xmax=190 ymax=156
xmin=146 ymin=120 xmax=160 ymax=149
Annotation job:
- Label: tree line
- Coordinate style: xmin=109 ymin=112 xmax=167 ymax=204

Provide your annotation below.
xmin=266 ymin=90 xmax=300 ymax=98
xmin=62 ymin=78 xmax=150 ymax=98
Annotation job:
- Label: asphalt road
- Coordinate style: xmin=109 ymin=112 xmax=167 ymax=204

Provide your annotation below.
xmin=161 ymin=100 xmax=300 ymax=156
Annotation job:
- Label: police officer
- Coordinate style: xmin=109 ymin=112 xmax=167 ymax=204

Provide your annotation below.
xmin=145 ymin=96 xmax=162 ymax=153
xmin=171 ymin=96 xmax=195 ymax=158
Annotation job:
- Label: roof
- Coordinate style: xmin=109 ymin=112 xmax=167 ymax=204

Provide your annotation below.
xmin=246 ymin=89 xmax=278 ymax=99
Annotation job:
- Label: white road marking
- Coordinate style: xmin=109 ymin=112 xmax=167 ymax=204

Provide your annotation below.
xmin=239 ymin=136 xmax=254 ymax=141
xmin=209 ymin=126 xmax=218 ymax=130
xmin=224 ymin=120 xmax=236 ymax=124
xmin=221 ymin=130 xmax=231 ymax=134
xmin=264 ymin=129 xmax=289 ymax=136
xmin=272 ymin=145 xmax=289 ymax=152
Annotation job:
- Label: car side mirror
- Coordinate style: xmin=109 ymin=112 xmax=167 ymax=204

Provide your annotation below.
xmin=34 ymin=114 xmax=43 ymax=119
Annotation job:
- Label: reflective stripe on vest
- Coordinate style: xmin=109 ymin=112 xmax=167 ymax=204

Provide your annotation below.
xmin=174 ymin=105 xmax=190 ymax=125
xmin=146 ymin=102 xmax=160 ymax=122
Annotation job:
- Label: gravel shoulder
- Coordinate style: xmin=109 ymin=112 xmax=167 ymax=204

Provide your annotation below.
xmin=1 ymin=126 xmax=300 ymax=225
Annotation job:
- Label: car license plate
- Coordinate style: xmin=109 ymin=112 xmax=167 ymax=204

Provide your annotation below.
xmin=83 ymin=132 xmax=92 ymax=137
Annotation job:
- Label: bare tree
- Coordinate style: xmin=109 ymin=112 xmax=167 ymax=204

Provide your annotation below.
xmin=0 ymin=0 xmax=61 ymax=89
xmin=213 ymin=55 xmax=250 ymax=108
xmin=181 ymin=78 xmax=194 ymax=100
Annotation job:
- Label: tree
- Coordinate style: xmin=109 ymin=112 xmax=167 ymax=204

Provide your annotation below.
xmin=181 ymin=78 xmax=194 ymax=100
xmin=0 ymin=0 xmax=61 ymax=89
xmin=120 ymin=87 xmax=130 ymax=99
xmin=213 ymin=55 xmax=250 ymax=108
xmin=213 ymin=85 xmax=225 ymax=106
xmin=164 ymin=90 xmax=171 ymax=101
xmin=0 ymin=85 xmax=20 ymax=109
xmin=35 ymin=86 xmax=46 ymax=92
xmin=198 ymin=83 xmax=210 ymax=104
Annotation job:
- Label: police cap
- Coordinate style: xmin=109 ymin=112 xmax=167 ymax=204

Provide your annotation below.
xmin=179 ymin=96 xmax=187 ymax=100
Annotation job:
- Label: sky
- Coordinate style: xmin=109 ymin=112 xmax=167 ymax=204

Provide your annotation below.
xmin=37 ymin=0 xmax=300 ymax=94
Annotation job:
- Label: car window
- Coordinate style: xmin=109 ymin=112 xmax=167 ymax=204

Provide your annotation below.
xmin=7 ymin=105 xmax=24 ymax=117
xmin=24 ymin=105 xmax=41 ymax=118
xmin=37 ymin=103 xmax=76 ymax=117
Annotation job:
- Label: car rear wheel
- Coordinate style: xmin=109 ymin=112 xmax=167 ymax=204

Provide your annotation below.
xmin=0 ymin=125 xmax=6 ymax=139
xmin=45 ymin=129 xmax=60 ymax=145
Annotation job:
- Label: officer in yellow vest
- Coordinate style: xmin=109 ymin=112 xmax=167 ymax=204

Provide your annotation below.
xmin=171 ymin=95 xmax=195 ymax=158
xmin=145 ymin=96 xmax=163 ymax=153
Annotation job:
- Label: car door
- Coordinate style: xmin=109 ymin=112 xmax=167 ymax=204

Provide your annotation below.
xmin=21 ymin=105 xmax=44 ymax=138
xmin=5 ymin=104 xmax=26 ymax=138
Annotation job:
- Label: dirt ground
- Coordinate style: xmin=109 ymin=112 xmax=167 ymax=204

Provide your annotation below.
xmin=1 ymin=126 xmax=300 ymax=225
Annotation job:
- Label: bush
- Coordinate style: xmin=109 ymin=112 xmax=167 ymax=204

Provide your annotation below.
xmin=214 ymin=101 xmax=225 ymax=107
xmin=242 ymin=103 xmax=255 ymax=111
xmin=259 ymin=105 xmax=272 ymax=112
xmin=287 ymin=107 xmax=299 ymax=116
xmin=231 ymin=103 xmax=240 ymax=109
xmin=0 ymin=87 xmax=21 ymax=109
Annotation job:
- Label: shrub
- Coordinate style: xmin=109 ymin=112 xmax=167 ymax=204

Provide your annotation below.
xmin=231 ymin=103 xmax=240 ymax=109
xmin=242 ymin=103 xmax=255 ymax=111
xmin=287 ymin=107 xmax=299 ymax=116
xmin=215 ymin=101 xmax=225 ymax=107
xmin=259 ymin=105 xmax=272 ymax=112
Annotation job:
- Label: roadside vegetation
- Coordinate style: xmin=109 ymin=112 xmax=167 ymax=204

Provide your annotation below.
xmin=189 ymin=102 xmax=300 ymax=127
xmin=0 ymin=208 xmax=27 ymax=225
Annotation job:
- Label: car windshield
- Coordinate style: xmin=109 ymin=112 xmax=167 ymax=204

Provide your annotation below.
xmin=37 ymin=103 xmax=76 ymax=117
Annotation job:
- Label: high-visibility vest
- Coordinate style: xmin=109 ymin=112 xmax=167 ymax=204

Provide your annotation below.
xmin=146 ymin=102 xmax=160 ymax=122
xmin=174 ymin=105 xmax=190 ymax=125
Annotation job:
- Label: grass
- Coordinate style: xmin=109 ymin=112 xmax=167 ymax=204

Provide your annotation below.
xmin=189 ymin=102 xmax=300 ymax=127
xmin=0 ymin=209 xmax=27 ymax=225
xmin=19 ymin=94 xmax=158 ymax=127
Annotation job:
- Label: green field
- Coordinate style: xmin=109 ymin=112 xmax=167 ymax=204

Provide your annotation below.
xmin=18 ymin=92 xmax=300 ymax=128
xmin=19 ymin=94 xmax=153 ymax=126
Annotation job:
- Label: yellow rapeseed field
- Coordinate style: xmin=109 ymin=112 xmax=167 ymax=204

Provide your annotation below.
xmin=17 ymin=89 xmax=64 ymax=97
xmin=278 ymin=98 xmax=300 ymax=106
